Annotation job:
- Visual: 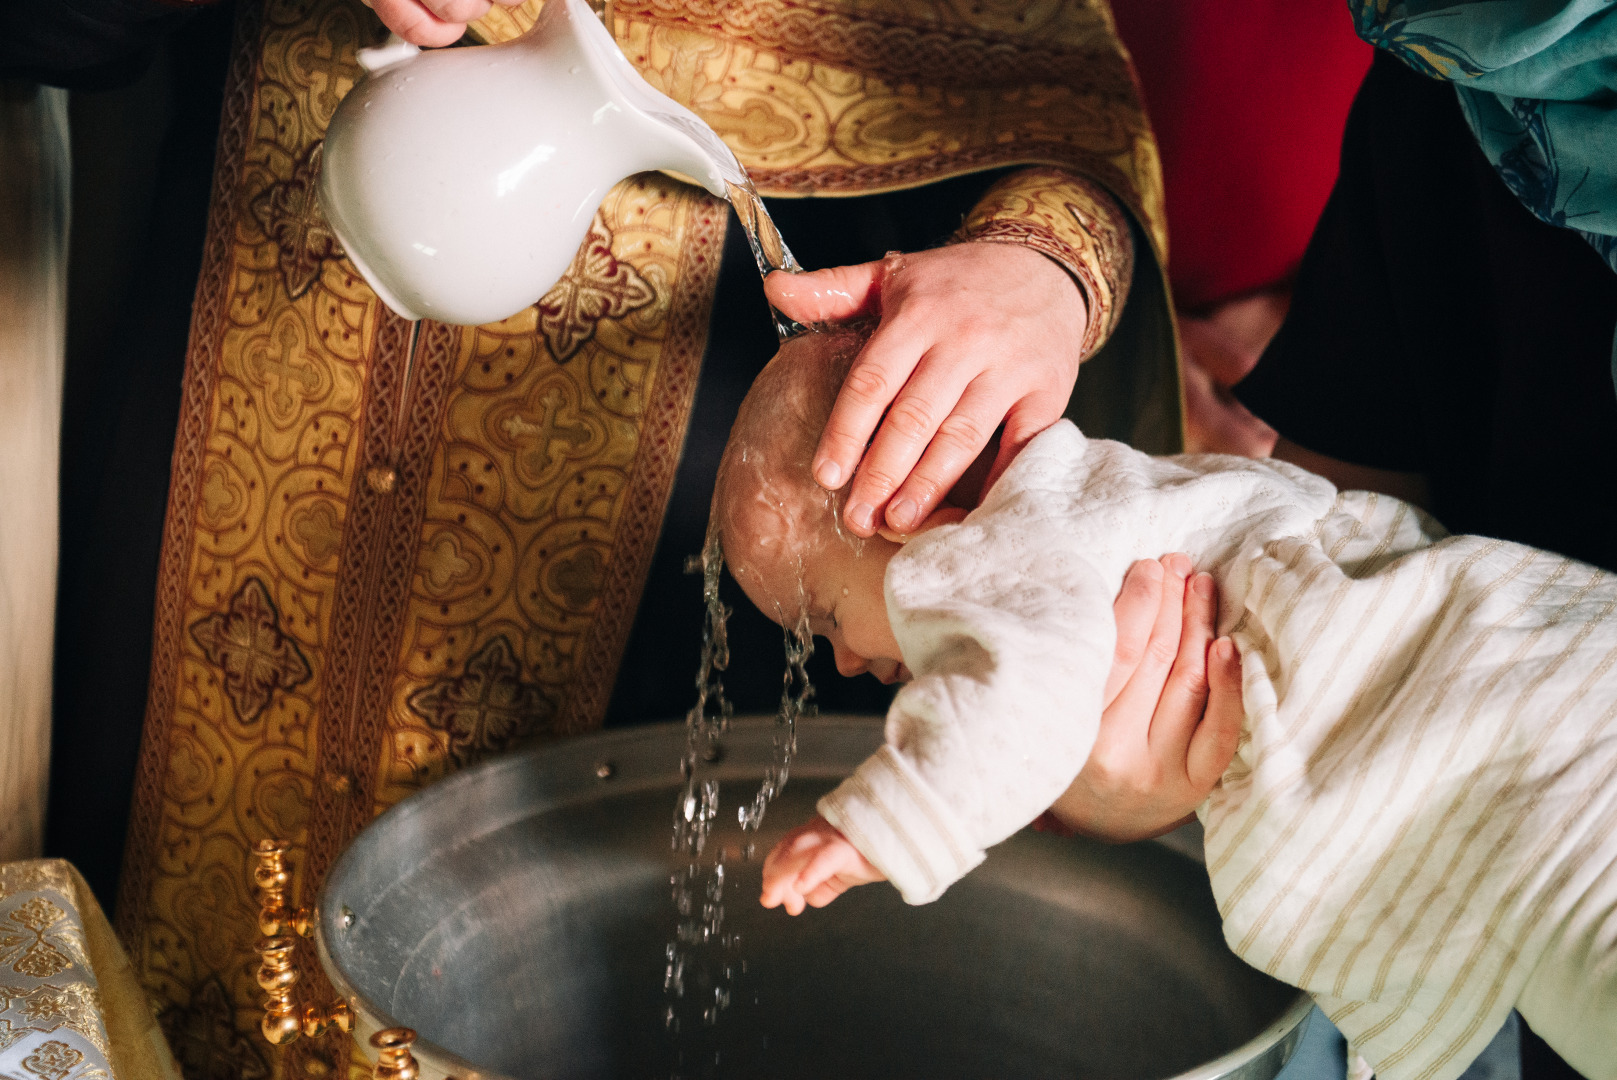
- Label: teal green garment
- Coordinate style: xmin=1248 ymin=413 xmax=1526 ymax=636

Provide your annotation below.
xmin=1350 ymin=1 xmax=1617 ymax=386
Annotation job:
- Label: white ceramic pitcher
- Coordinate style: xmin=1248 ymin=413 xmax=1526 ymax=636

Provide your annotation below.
xmin=318 ymin=0 xmax=745 ymax=326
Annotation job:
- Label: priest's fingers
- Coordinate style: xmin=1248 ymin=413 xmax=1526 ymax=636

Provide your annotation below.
xmin=1106 ymin=559 xmax=1167 ymax=707
xmin=981 ymin=390 xmax=1066 ymax=497
xmin=873 ymin=370 xmax=1001 ymax=535
xmin=1146 ymin=571 xmax=1216 ymax=761
xmin=815 ymin=320 xmax=928 ymax=532
xmin=369 ymin=0 xmax=471 ymax=46
xmin=1186 ymin=637 xmax=1243 ymax=791
xmin=764 ymin=262 xmax=886 ymax=325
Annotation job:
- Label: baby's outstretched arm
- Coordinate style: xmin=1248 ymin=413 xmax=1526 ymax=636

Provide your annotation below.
xmin=760 ymin=816 xmax=886 ymax=915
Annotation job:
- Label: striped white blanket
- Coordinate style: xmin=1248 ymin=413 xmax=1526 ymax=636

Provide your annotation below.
xmin=820 ymin=421 xmax=1616 ymax=1080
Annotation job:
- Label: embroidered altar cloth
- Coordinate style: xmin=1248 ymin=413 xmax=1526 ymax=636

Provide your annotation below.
xmin=0 ymin=861 xmax=178 ymax=1080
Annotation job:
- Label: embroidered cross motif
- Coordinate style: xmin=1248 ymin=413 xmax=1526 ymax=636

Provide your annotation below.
xmin=494 ymin=381 xmax=605 ymax=491
xmin=249 ymin=143 xmax=342 ymax=301
xmin=287 ymin=11 xmax=360 ymax=122
xmin=247 ymin=321 xmax=322 ymax=419
xmin=189 ymin=578 xmax=313 ymax=724
xmin=407 ymin=636 xmax=555 ymax=766
xmin=534 ymin=213 xmax=655 ymax=362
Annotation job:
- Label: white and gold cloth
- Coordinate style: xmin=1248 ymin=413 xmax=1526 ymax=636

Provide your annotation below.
xmin=0 ymin=861 xmax=180 ymax=1080
xmin=818 ymin=421 xmax=1617 ymax=1080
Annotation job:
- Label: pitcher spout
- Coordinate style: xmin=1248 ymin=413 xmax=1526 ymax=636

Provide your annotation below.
xmin=562 ymin=0 xmax=741 ymax=198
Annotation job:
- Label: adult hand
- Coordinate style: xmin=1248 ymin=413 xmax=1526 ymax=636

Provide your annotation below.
xmin=363 ymin=0 xmax=522 ymax=48
xmin=764 ymin=242 xmax=1088 ymax=538
xmin=1037 ymin=554 xmax=1244 ymax=842
xmin=1179 ymin=289 xmax=1284 ymax=457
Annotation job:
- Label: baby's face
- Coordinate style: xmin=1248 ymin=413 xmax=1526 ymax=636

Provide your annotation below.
xmin=730 ymin=535 xmax=909 ymax=684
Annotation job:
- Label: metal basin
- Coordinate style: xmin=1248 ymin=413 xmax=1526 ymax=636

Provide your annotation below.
xmin=317 ymin=717 xmax=1311 ymax=1080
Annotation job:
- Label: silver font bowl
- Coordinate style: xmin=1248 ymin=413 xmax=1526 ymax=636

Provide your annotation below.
xmin=316 ymin=717 xmax=1311 ymax=1080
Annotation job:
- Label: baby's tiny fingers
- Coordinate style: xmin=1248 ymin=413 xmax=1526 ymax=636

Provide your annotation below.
xmin=804 ymin=878 xmax=850 ymax=909
xmin=793 ymin=840 xmax=852 ymax=896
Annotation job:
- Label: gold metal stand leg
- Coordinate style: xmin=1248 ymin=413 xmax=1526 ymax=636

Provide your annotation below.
xmin=370 ymin=1029 xmax=419 ymax=1080
xmin=251 ymin=839 xmax=355 ymax=1046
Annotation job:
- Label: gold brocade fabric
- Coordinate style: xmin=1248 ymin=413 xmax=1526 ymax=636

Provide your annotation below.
xmin=0 ymin=860 xmax=182 ymax=1080
xmin=113 ymin=2 xmax=1176 ymax=1078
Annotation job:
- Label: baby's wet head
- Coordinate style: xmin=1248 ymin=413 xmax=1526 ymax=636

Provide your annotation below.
xmin=712 ymin=324 xmax=872 ymax=621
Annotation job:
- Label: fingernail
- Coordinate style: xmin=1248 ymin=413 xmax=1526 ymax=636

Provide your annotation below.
xmin=816 ymin=460 xmax=842 ymax=488
xmin=888 ymin=497 xmax=919 ymax=532
xmin=1168 ymin=554 xmax=1192 ymax=578
xmin=1194 ymin=573 xmax=1215 ymax=598
xmin=847 ymin=502 xmax=876 ymax=532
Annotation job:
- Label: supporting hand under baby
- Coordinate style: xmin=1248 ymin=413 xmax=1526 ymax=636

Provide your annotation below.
xmin=760 ymin=815 xmax=886 ymax=915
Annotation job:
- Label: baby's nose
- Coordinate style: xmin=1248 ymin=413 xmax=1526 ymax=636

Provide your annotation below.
xmin=833 ymin=644 xmax=869 ymax=677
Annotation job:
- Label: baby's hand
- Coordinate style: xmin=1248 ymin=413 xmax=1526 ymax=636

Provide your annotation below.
xmin=1042 ymin=554 xmax=1244 ymax=842
xmin=760 ymin=816 xmax=886 ymax=915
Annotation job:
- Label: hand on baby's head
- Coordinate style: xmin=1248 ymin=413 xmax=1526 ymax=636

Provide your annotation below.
xmin=760 ymin=815 xmax=886 ymax=914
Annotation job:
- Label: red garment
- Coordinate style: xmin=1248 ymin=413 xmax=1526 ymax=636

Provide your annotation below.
xmin=1110 ymin=0 xmax=1372 ymax=310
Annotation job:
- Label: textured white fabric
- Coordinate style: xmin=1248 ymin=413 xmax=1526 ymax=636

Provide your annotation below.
xmin=816 ymin=420 xmax=1617 ymax=1080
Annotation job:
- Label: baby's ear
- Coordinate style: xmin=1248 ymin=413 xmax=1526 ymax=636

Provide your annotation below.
xmin=877 ymin=505 xmax=968 ymax=544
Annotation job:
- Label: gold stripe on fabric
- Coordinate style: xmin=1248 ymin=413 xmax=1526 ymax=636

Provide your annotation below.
xmin=1308 ymin=543 xmax=1531 ymax=991
xmin=1207 ymin=539 xmax=1509 ymax=882
xmin=1354 ymin=559 xmax=1581 ymax=1006
xmin=1390 ymin=630 xmax=1617 ymax=1078
xmin=1356 ymin=567 xmax=1606 ymax=1023
xmin=470 ymin=0 xmax=1167 ymax=262
xmin=846 ymin=769 xmax=939 ymax=898
xmin=1289 ymin=557 xmax=1448 ymax=986
xmin=1206 ymin=509 xmax=1395 ymax=881
xmin=1224 ymin=506 xmax=1427 ymax=951
xmin=1299 ymin=569 xmax=1612 ymax=988
xmin=115 ymin=2 xmax=727 ymax=1075
xmin=1412 ymin=695 xmax=1617 ymax=1080
xmin=1228 ymin=545 xmax=1538 ymax=925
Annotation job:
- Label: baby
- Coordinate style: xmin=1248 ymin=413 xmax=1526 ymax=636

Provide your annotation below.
xmin=715 ymin=328 xmax=1617 ymax=1080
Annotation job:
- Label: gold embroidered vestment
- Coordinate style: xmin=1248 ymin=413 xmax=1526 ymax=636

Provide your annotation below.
xmin=111 ymin=2 xmax=1176 ymax=1076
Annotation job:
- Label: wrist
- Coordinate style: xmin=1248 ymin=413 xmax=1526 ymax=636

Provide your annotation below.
xmin=957 ymin=166 xmax=1133 ymax=359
